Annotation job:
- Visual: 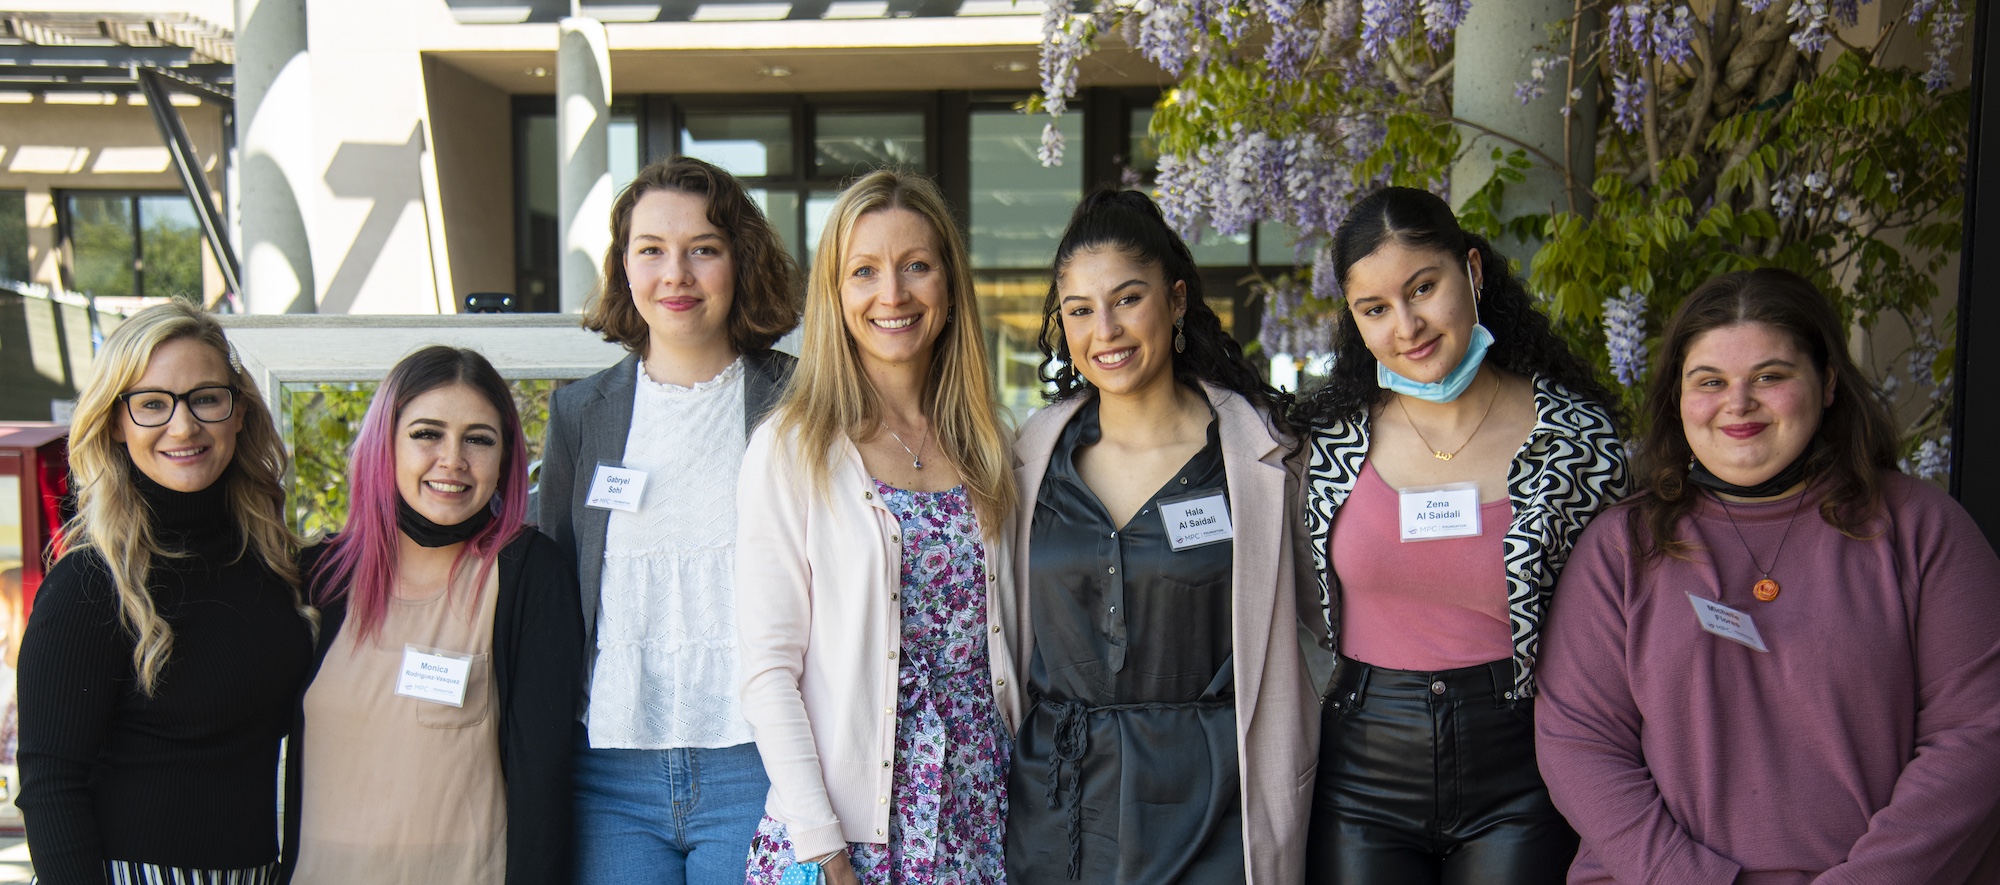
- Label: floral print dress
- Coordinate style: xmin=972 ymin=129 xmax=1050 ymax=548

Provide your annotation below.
xmin=745 ymin=481 xmax=1011 ymax=885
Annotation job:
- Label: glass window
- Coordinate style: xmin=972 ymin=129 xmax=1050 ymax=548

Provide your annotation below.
xmin=682 ymin=112 xmax=794 ymax=178
xmin=138 ymin=195 xmax=203 ymax=300
xmin=1128 ymin=106 xmax=1160 ymax=177
xmin=1258 ymin=221 xmax=1304 ymax=267
xmin=1185 ymin=227 xmax=1249 ymax=267
xmin=815 ymin=111 xmax=925 ymax=178
xmin=975 ymin=272 xmax=1055 ymax=424
xmin=610 ymin=112 xmax=641 ymax=193
xmin=969 ymin=110 xmax=1082 ymax=269
xmin=749 ymin=189 xmax=803 ymax=265
xmin=0 ymin=191 xmax=26 ymax=284
xmin=63 ymin=193 xmax=204 ymax=299
xmin=803 ymin=189 xmax=842 ymax=266
xmin=66 ymin=194 xmax=134 ymax=297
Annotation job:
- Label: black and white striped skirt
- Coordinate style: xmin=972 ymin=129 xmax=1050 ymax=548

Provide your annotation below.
xmin=83 ymin=860 xmax=280 ymax=885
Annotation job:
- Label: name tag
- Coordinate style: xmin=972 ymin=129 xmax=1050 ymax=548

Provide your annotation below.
xmin=1687 ymin=593 xmax=1769 ymax=653
xmin=395 ymin=646 xmax=474 ymax=706
xmin=1398 ymin=483 xmax=1481 ymax=542
xmin=585 ymin=462 xmax=647 ymax=512
xmin=1160 ymin=491 xmax=1233 ymax=551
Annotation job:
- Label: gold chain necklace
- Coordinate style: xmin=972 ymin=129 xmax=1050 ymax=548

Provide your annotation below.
xmin=1396 ymin=373 xmax=1500 ymax=462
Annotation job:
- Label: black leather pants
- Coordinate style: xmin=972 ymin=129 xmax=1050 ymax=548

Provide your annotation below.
xmin=1306 ymin=655 xmax=1576 ymax=885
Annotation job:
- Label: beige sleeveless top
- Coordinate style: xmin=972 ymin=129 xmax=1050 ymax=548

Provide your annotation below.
xmin=295 ymin=567 xmax=506 ymax=884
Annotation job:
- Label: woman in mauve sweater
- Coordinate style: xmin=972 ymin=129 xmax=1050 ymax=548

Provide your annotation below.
xmin=17 ymin=301 xmax=313 ymax=884
xmin=1536 ymin=268 xmax=2000 ymax=884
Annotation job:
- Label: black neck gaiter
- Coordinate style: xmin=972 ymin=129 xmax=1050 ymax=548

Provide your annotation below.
xmin=395 ymin=497 xmax=494 ymax=548
xmin=1688 ymin=442 xmax=1818 ymax=499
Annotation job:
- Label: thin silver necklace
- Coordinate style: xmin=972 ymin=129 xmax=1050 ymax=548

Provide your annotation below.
xmin=881 ymin=420 xmax=930 ymax=470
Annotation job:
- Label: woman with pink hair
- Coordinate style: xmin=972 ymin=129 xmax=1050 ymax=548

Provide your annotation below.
xmin=283 ymin=345 xmax=584 ymax=884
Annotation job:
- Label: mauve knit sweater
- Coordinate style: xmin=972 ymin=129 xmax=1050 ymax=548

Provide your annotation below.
xmin=1536 ymin=471 xmax=2000 ymax=885
xmin=16 ymin=475 xmax=312 ymax=883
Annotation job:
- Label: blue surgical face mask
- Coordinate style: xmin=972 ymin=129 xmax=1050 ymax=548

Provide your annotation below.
xmin=1376 ymin=322 xmax=1494 ymax=402
xmin=1375 ymin=257 xmax=1492 ymax=403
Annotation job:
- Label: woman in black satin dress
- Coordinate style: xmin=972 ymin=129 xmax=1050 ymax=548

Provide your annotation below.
xmin=1005 ymin=188 xmax=1320 ymax=885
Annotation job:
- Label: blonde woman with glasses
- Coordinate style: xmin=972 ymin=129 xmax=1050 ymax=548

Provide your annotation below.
xmin=17 ymin=301 xmax=314 ymax=885
xmin=736 ymin=170 xmax=1021 ymax=885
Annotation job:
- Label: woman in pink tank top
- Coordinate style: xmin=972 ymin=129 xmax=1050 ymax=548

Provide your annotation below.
xmin=1294 ymin=187 xmax=1628 ymax=884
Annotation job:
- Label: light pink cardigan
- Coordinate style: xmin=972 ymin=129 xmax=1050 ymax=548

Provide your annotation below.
xmin=735 ymin=421 xmax=1024 ymax=861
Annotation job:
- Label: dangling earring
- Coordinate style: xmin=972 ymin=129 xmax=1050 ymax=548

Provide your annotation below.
xmin=1174 ymin=315 xmax=1187 ymax=354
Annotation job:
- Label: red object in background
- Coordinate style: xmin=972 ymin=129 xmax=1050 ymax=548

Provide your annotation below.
xmin=0 ymin=423 xmax=72 ymax=616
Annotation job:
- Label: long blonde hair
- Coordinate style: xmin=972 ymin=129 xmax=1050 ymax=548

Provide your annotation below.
xmin=774 ymin=170 xmax=1016 ymax=527
xmin=61 ymin=301 xmax=310 ymax=695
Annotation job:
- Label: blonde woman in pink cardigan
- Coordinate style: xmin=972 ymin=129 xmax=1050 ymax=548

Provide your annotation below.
xmin=734 ymin=170 xmax=1021 ymax=885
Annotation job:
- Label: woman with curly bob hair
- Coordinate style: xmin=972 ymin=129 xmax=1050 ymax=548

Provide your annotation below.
xmin=540 ymin=155 xmax=801 ymax=883
xmin=1295 ymin=186 xmax=1628 ymax=883
xmin=18 ymin=300 xmax=313 ymax=884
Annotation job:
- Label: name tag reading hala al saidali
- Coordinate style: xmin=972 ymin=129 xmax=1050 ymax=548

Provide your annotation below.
xmin=1398 ymin=483 xmax=1481 ymax=542
xmin=396 ymin=645 xmax=473 ymax=707
xmin=1160 ymin=491 xmax=1233 ymax=551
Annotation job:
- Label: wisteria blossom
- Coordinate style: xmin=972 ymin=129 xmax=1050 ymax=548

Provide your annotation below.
xmin=1904 ymin=433 xmax=1952 ymax=480
xmin=1258 ymin=276 xmax=1339 ymax=358
xmin=1602 ymin=286 xmax=1649 ymax=387
xmin=1611 ymin=72 xmax=1648 ymax=133
xmin=1924 ymin=3 xmax=1966 ymax=91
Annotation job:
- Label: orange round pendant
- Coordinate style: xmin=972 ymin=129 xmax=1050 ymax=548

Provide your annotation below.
xmin=1753 ymin=578 xmax=1781 ymax=602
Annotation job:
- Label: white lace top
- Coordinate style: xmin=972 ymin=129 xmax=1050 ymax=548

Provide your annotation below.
xmin=587 ymin=357 xmax=754 ymax=749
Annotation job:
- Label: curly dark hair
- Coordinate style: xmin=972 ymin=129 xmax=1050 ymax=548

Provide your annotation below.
xmin=583 ymin=156 xmax=802 ymax=354
xmin=1627 ymin=268 xmax=1898 ymax=562
xmin=1292 ymin=186 xmax=1619 ymax=429
xmin=1037 ymin=187 xmax=1293 ymax=432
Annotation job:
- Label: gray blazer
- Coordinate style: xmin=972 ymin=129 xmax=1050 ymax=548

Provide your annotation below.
xmin=537 ymin=348 xmax=796 ymax=686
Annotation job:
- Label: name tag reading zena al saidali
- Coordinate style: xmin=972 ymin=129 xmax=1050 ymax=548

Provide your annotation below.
xmin=1399 ymin=483 xmax=1481 ymax=542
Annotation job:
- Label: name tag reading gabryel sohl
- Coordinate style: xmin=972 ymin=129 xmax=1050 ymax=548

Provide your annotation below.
xmin=1399 ymin=483 xmax=1481 ymax=542
xmin=1160 ymin=491 xmax=1233 ymax=551
xmin=585 ymin=462 xmax=647 ymax=513
xmin=395 ymin=645 xmax=474 ymax=707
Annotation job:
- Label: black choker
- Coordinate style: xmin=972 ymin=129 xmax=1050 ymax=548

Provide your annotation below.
xmin=1689 ymin=443 xmax=1818 ymax=499
xmin=396 ymin=498 xmax=494 ymax=548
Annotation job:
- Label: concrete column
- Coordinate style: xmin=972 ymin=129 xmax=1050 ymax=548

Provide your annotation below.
xmin=558 ymin=17 xmax=612 ymax=314
xmin=1450 ymin=0 xmax=1598 ymax=257
xmin=235 ymin=0 xmax=317 ymax=313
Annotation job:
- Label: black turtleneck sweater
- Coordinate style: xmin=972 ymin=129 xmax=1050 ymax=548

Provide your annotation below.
xmin=16 ymin=474 xmax=313 ymax=883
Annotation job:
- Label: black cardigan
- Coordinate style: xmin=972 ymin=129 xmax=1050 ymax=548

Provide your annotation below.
xmin=281 ymin=529 xmax=583 ymax=884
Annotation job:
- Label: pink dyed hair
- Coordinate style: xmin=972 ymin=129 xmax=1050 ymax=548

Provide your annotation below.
xmin=311 ymin=346 xmax=530 ymax=641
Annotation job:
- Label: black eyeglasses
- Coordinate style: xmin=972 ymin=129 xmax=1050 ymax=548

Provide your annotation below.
xmin=117 ymin=386 xmax=239 ymax=428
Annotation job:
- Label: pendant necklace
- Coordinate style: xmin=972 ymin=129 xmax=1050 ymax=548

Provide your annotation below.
xmin=881 ymin=420 xmax=930 ymax=470
xmin=1716 ymin=483 xmax=1810 ymax=602
xmin=1398 ymin=373 xmax=1501 ymax=461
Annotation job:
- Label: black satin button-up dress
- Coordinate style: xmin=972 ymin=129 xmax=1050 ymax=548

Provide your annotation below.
xmin=1006 ymin=398 xmax=1241 ymax=884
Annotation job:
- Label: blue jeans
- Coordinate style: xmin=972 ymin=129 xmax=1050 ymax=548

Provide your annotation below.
xmin=573 ymin=732 xmax=771 ymax=885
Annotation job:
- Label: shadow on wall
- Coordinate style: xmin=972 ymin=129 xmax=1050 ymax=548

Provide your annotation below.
xmin=0 ymin=290 xmax=105 ymax=421
xmin=319 ymin=125 xmax=426 ymax=315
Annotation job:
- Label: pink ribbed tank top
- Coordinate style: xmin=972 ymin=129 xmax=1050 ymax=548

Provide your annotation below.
xmin=1333 ymin=461 xmax=1514 ymax=671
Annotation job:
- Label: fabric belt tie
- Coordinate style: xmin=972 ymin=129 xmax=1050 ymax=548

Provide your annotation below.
xmin=1041 ymin=696 xmax=1232 ymax=879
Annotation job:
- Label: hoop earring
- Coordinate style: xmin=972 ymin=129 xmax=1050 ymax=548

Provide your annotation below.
xmin=1174 ymin=315 xmax=1187 ymax=354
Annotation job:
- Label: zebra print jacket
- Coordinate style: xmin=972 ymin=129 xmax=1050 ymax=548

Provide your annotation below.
xmin=1301 ymin=375 xmax=1629 ymax=701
